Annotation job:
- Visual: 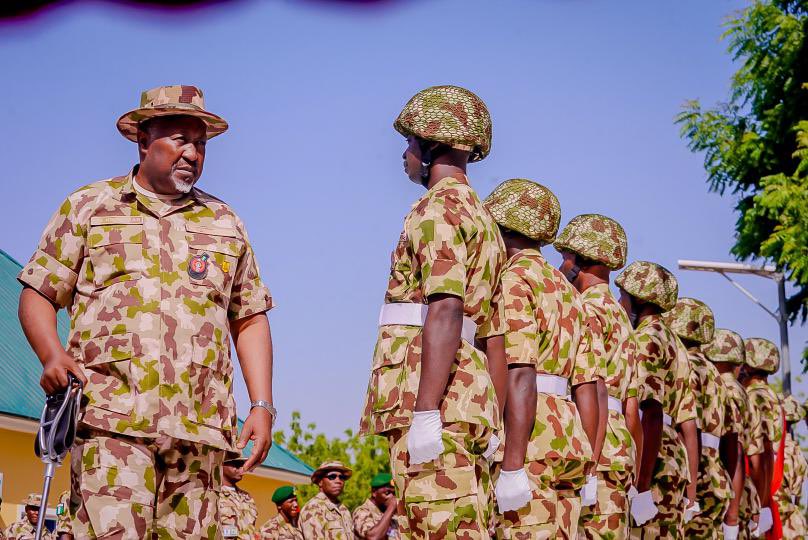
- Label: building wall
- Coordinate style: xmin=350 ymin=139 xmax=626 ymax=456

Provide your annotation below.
xmin=239 ymin=474 xmax=286 ymax=527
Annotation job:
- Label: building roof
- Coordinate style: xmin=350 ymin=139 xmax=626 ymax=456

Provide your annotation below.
xmin=0 ymin=249 xmax=311 ymax=479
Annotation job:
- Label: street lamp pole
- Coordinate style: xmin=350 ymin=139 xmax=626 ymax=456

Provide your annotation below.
xmin=677 ymin=259 xmax=791 ymax=395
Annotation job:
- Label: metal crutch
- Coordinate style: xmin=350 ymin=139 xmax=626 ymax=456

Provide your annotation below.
xmin=34 ymin=372 xmax=83 ymax=540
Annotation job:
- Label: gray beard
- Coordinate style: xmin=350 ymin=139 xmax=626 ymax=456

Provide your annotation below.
xmin=172 ymin=177 xmax=195 ymax=193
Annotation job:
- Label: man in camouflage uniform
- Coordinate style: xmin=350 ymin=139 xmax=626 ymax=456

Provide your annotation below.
xmin=352 ymin=473 xmax=399 ymax=539
xmin=776 ymin=395 xmax=807 ymax=539
xmin=700 ymin=329 xmax=763 ymax=540
xmin=218 ymin=457 xmax=258 ymax=538
xmin=2 ymin=494 xmax=54 ymax=540
xmin=667 ymin=299 xmax=736 ymax=539
xmin=17 ymin=85 xmax=276 ymax=539
xmin=55 ymin=490 xmax=73 ymax=540
xmin=740 ymin=338 xmax=783 ymax=538
xmin=484 ymin=181 xmax=604 ymax=540
xmin=554 ymin=214 xmax=641 ymax=540
xmin=616 ymin=262 xmax=691 ymax=539
xmin=257 ymin=486 xmax=303 ymax=540
xmin=299 ymin=461 xmax=354 ymax=539
xmin=359 ymin=85 xmax=506 ymax=539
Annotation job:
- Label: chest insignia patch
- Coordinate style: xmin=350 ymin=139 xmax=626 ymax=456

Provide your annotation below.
xmin=188 ymin=253 xmax=210 ymax=279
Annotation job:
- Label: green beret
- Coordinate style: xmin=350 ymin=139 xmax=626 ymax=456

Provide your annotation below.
xmin=371 ymin=473 xmax=394 ymax=489
xmin=271 ymin=485 xmax=296 ymax=505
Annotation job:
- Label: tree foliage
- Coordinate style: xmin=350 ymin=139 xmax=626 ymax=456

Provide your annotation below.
xmin=273 ymin=411 xmax=390 ymax=510
xmin=676 ymin=0 xmax=808 ymax=362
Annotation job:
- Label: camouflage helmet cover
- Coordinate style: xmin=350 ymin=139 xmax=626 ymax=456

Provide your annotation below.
xmin=394 ymin=85 xmax=492 ymax=162
xmin=744 ymin=337 xmax=780 ymax=374
xmin=553 ymin=214 xmax=628 ymax=270
xmin=23 ymin=493 xmax=42 ymax=507
xmin=615 ymin=261 xmax=679 ymax=311
xmin=484 ymin=179 xmax=561 ymax=243
xmin=701 ymin=328 xmax=745 ymax=365
xmin=665 ymin=297 xmax=715 ymax=345
xmin=782 ymin=394 xmax=804 ymax=423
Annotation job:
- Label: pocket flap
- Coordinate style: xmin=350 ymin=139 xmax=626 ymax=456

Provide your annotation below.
xmin=372 ymin=331 xmax=412 ymax=370
xmin=185 ymin=223 xmax=240 ymax=238
xmin=82 ymin=333 xmax=134 ymax=366
xmin=89 ymin=216 xmax=144 ymax=226
xmin=405 ymin=464 xmax=477 ymax=502
xmin=186 ymin=224 xmax=243 ymax=257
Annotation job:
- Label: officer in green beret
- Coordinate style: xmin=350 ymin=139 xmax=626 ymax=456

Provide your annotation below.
xmin=258 ymin=486 xmax=303 ymax=540
xmin=352 ymin=473 xmax=399 ymax=539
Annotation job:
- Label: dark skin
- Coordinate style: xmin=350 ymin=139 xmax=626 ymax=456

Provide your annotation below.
xmin=714 ymin=362 xmax=743 ymax=525
xmin=740 ymin=368 xmax=773 ymax=507
xmin=362 ymin=486 xmax=398 ymax=540
xmin=135 ymin=115 xmax=206 ymax=195
xmin=677 ymin=338 xmax=702 ymax=503
xmin=499 ymin=234 xmax=601 ymax=471
xmin=318 ymin=472 xmax=347 ymax=504
xmin=277 ymin=496 xmax=300 ymax=526
xmin=24 ymin=505 xmax=39 ymax=526
xmin=222 ymin=463 xmax=244 ymax=488
xmin=479 ymin=334 xmax=508 ymax=421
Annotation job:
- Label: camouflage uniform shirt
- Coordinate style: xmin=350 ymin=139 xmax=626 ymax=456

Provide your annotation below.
xmin=719 ymin=373 xmax=762 ymax=456
xmin=360 ymin=176 xmax=506 ymax=436
xmin=258 ymin=513 xmax=304 ymax=540
xmin=218 ymin=485 xmax=257 ymax=538
xmin=745 ymin=380 xmax=783 ymax=450
xmin=18 ymin=169 xmax=274 ymax=451
xmin=352 ymin=499 xmax=399 ymax=539
xmin=299 ymin=492 xmax=354 ymax=539
xmin=687 ymin=350 xmax=727 ymax=437
xmin=2 ymin=519 xmax=53 ymax=540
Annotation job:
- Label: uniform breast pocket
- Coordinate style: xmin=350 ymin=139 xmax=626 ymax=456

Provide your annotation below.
xmin=87 ymin=216 xmax=144 ymax=288
xmin=185 ymin=223 xmax=243 ymax=295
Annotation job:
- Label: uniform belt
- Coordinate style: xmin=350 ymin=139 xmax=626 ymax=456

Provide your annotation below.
xmin=663 ymin=413 xmax=672 ymax=426
xmin=607 ymin=396 xmax=622 ymax=413
xmin=701 ymin=432 xmax=720 ymax=449
xmin=379 ymin=303 xmax=477 ymax=345
xmin=536 ymin=374 xmax=569 ymax=398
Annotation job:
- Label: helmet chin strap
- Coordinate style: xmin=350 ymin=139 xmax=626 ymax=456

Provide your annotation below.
xmin=419 ymin=140 xmax=433 ymax=186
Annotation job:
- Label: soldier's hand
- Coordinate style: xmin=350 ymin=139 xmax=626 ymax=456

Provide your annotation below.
xmin=387 ymin=496 xmax=398 ymax=514
xmin=41 ymin=351 xmax=87 ymax=394
xmin=238 ymin=407 xmax=272 ymax=472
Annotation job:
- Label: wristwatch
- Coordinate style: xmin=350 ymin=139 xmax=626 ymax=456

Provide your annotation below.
xmin=250 ymin=400 xmax=277 ymax=424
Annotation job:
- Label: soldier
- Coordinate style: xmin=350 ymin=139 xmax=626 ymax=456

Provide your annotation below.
xmin=358 ymin=85 xmax=506 ymax=539
xmin=352 ymin=473 xmax=399 ymax=539
xmin=554 ymin=214 xmax=642 ymax=540
xmin=700 ymin=329 xmax=763 ymax=540
xmin=484 ymin=181 xmax=604 ymax=539
xmin=739 ymin=338 xmax=783 ymax=538
xmin=776 ymin=395 xmax=807 ymax=539
xmin=54 ymin=490 xmax=73 ymax=540
xmin=615 ymin=261 xmax=690 ymax=538
xmin=666 ymin=299 xmax=736 ymax=539
xmin=258 ymin=486 xmax=303 ymax=540
xmin=299 ymin=461 xmax=354 ymax=539
xmin=219 ymin=457 xmax=258 ymax=538
xmin=17 ymin=85 xmax=276 ymax=539
xmin=2 ymin=494 xmax=54 ymax=540
xmin=670 ymin=332 xmax=700 ymax=530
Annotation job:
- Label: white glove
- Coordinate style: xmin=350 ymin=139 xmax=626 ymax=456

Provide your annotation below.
xmin=581 ymin=474 xmax=598 ymax=507
xmin=627 ymin=485 xmax=639 ymax=501
xmin=722 ymin=523 xmax=740 ymax=540
xmin=407 ymin=410 xmax=443 ymax=464
xmin=756 ymin=507 xmax=773 ymax=536
xmin=630 ymin=490 xmax=659 ymax=526
xmin=683 ymin=498 xmax=701 ymax=523
xmin=495 ymin=469 xmax=532 ymax=513
xmin=483 ymin=433 xmax=500 ymax=460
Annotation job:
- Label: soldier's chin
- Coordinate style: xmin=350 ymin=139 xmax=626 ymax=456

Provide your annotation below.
xmin=171 ymin=176 xmax=196 ymax=193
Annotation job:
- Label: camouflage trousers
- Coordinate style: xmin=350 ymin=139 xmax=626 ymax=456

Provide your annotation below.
xmin=387 ymin=422 xmax=494 ymax=539
xmin=629 ymin=475 xmax=687 ymax=539
xmin=578 ymin=470 xmax=631 ymax=540
xmin=70 ymin=429 xmax=224 ymax=539
xmin=684 ymin=450 xmax=732 ymax=539
xmin=493 ymin=457 xmax=588 ymax=540
xmin=737 ymin=473 xmax=759 ymax=540
xmin=776 ymin=497 xmax=806 ymax=540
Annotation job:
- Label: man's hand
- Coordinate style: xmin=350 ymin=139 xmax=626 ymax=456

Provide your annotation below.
xmin=237 ymin=407 xmax=272 ymax=472
xmin=41 ymin=351 xmax=87 ymax=394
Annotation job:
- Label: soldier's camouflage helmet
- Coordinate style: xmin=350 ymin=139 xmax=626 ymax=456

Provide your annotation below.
xmin=744 ymin=337 xmax=780 ymax=374
xmin=665 ymin=297 xmax=715 ymax=345
xmin=484 ymin=179 xmax=560 ymax=243
xmin=615 ymin=261 xmax=678 ymax=311
xmin=553 ymin=214 xmax=628 ymax=270
xmin=782 ymin=395 xmax=804 ymax=423
xmin=394 ymin=85 xmax=492 ymax=162
xmin=702 ymin=328 xmax=745 ymax=365
xmin=23 ymin=493 xmax=42 ymax=507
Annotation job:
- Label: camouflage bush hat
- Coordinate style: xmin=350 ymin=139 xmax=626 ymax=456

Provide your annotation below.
xmin=782 ymin=395 xmax=804 ymax=423
xmin=311 ymin=460 xmax=353 ymax=484
xmin=394 ymin=85 xmax=492 ymax=162
xmin=744 ymin=337 xmax=780 ymax=373
xmin=615 ymin=261 xmax=679 ymax=311
xmin=702 ymin=328 xmax=745 ymax=365
xmin=665 ymin=297 xmax=715 ymax=345
xmin=483 ymin=179 xmax=560 ymax=243
xmin=117 ymin=85 xmax=228 ymax=142
xmin=553 ymin=214 xmax=628 ymax=270
xmin=23 ymin=493 xmax=42 ymax=507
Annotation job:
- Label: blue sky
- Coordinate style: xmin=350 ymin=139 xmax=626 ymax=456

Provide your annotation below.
xmin=1 ymin=0 xmax=805 ymax=440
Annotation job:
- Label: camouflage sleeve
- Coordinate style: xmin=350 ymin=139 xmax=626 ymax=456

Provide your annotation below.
xmin=409 ymin=195 xmax=468 ymax=300
xmin=228 ymin=219 xmax=274 ymax=321
xmin=625 ymin=333 xmax=639 ymax=399
xmin=674 ymin=351 xmax=697 ymax=426
xmin=352 ymin=505 xmax=374 ymax=537
xmin=501 ymin=267 xmax=538 ymax=367
xmin=18 ymin=195 xmax=86 ymax=308
xmin=477 ymin=278 xmax=505 ymax=338
xmin=634 ymin=326 xmax=668 ymax=405
xmin=676 ymin=375 xmax=698 ymax=425
xmin=745 ymin=398 xmax=765 ymax=456
xmin=571 ymin=311 xmax=603 ymax=386
xmin=752 ymin=390 xmax=779 ymax=444
xmin=724 ymin=390 xmax=742 ymax=436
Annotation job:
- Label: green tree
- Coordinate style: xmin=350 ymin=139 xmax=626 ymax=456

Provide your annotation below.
xmin=676 ymin=0 xmax=808 ymax=363
xmin=273 ymin=411 xmax=390 ymax=510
